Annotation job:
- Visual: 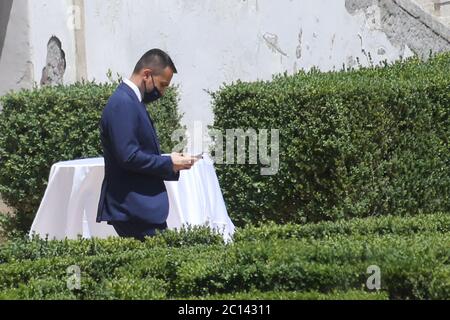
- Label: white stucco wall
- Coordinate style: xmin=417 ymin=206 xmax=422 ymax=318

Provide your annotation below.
xmin=2 ymin=0 xmax=420 ymax=151
xmin=81 ymin=0 xmax=414 ymax=152
xmin=28 ymin=0 xmax=78 ymax=84
xmin=83 ymin=0 xmax=413 ymax=122
xmin=0 ymin=0 xmax=33 ymax=97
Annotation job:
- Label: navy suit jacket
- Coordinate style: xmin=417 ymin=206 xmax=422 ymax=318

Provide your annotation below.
xmin=96 ymin=82 xmax=180 ymax=225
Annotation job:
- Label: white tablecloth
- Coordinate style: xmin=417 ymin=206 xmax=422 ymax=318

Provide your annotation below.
xmin=30 ymin=154 xmax=235 ymax=242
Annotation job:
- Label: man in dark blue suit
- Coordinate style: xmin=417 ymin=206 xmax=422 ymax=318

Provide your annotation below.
xmin=97 ymin=49 xmax=197 ymax=241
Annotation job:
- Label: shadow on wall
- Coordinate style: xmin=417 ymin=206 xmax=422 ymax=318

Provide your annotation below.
xmin=0 ymin=0 xmax=14 ymax=211
xmin=0 ymin=0 xmax=13 ymax=60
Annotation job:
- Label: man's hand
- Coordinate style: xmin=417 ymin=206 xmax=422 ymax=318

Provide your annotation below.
xmin=171 ymin=153 xmax=200 ymax=173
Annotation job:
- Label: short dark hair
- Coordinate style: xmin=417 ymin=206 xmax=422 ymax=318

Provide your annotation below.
xmin=133 ymin=49 xmax=178 ymax=75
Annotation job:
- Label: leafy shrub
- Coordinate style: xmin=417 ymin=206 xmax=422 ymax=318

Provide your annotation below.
xmin=0 ymin=214 xmax=448 ymax=300
xmin=1 ymin=214 xmax=444 ymax=264
xmin=234 ymin=212 xmax=450 ymax=242
xmin=211 ymin=53 xmax=450 ymax=225
xmin=192 ymin=289 xmax=389 ymax=300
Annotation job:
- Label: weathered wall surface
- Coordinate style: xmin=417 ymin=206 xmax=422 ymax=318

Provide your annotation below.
xmin=28 ymin=0 xmax=78 ymax=85
xmin=81 ymin=0 xmax=418 ymax=151
xmin=346 ymin=0 xmax=450 ymax=59
xmin=0 ymin=0 xmax=33 ymax=102
xmin=1 ymin=0 xmax=449 ymax=144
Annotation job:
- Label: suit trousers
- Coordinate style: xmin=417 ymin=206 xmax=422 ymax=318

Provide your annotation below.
xmin=109 ymin=220 xmax=168 ymax=241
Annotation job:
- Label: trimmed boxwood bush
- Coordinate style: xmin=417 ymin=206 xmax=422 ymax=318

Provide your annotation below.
xmin=1 ymin=213 xmax=445 ymax=264
xmin=0 ymin=81 xmax=185 ymax=236
xmin=0 ymin=214 xmax=448 ymax=300
xmin=190 ymin=290 xmax=389 ymax=300
xmin=211 ymin=53 xmax=450 ymax=226
xmin=234 ymin=212 xmax=450 ymax=242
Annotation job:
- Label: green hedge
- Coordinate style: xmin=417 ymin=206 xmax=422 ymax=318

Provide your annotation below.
xmin=0 ymin=214 xmax=448 ymax=300
xmin=211 ymin=53 xmax=450 ymax=226
xmin=234 ymin=212 xmax=450 ymax=242
xmin=1 ymin=213 xmax=446 ymax=264
xmin=191 ymin=290 xmax=389 ymax=300
xmin=0 ymin=234 xmax=447 ymax=300
xmin=0 ymin=81 xmax=184 ymax=236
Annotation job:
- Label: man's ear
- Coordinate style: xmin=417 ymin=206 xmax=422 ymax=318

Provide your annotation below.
xmin=142 ymin=68 xmax=151 ymax=79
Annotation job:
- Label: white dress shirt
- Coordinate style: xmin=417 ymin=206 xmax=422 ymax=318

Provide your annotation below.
xmin=123 ymin=78 xmax=142 ymax=102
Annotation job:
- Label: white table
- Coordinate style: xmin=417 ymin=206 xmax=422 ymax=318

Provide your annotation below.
xmin=30 ymin=154 xmax=235 ymax=242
